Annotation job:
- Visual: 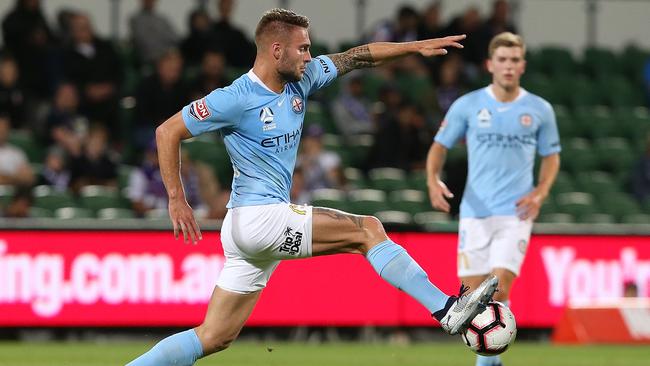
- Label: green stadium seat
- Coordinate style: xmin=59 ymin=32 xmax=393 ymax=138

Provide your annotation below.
xmin=551 ymin=171 xmax=577 ymax=195
xmin=574 ymin=171 xmax=619 ymax=196
xmin=97 ymin=208 xmax=136 ymax=220
xmin=619 ymin=45 xmax=650 ymax=82
xmin=79 ymin=185 xmax=128 ymax=212
xmin=539 ymin=198 xmax=558 ymax=216
xmin=0 ymin=185 xmax=15 ymax=206
xmin=561 ymin=138 xmax=598 ymax=174
xmin=362 ymin=72 xmax=388 ymax=100
xmin=574 ymin=106 xmax=620 ymax=139
xmin=54 ymin=207 xmax=95 ymax=219
xmin=395 ymin=73 xmax=435 ymax=108
xmin=368 ymin=167 xmax=408 ymax=192
xmin=565 ymin=77 xmax=601 ymax=108
xmin=594 ymin=137 xmax=636 ymax=174
xmin=537 ymin=213 xmax=575 ymax=224
xmin=413 ymin=211 xmax=452 ymax=225
xmin=374 ymin=210 xmax=413 ymax=225
xmin=616 ymin=107 xmax=650 ymax=152
xmin=348 ymin=189 xmax=389 ymax=215
xmin=8 ymin=130 xmax=44 ymax=163
xmin=578 ymin=213 xmax=616 ymax=224
xmin=583 ymin=47 xmax=620 ymax=79
xmin=620 ymin=214 xmax=650 ymax=224
xmin=598 ymin=76 xmax=645 ymax=108
xmin=537 ymin=46 xmax=576 ymax=77
xmin=343 ymin=167 xmax=368 ymax=189
xmin=28 ymin=207 xmax=53 ymax=218
xmin=144 ymin=208 xmax=169 ymax=220
xmin=555 ymin=192 xmax=598 ymax=218
xmin=311 ymin=188 xmax=349 ymax=211
xmin=344 ymin=134 xmax=373 ymax=168
xmin=388 ymin=189 xmax=429 ymax=215
xmin=118 ymin=165 xmax=135 ymax=189
xmin=32 ymin=185 xmax=75 ymax=210
xmin=597 ymin=193 xmax=641 ymax=220
xmin=523 ymin=73 xmax=558 ymax=103
xmin=407 ymin=170 xmax=428 ymax=192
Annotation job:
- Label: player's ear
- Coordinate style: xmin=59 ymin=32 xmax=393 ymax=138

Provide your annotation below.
xmin=486 ymin=58 xmax=494 ymax=74
xmin=272 ymin=42 xmax=282 ymax=60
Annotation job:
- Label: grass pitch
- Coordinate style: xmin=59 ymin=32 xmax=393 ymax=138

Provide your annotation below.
xmin=0 ymin=341 xmax=648 ymax=366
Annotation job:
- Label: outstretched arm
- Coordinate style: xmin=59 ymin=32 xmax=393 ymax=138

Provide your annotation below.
xmin=327 ymin=35 xmax=465 ymax=76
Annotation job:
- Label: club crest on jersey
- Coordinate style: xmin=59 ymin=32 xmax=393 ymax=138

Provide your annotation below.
xmin=477 ymin=108 xmax=492 ymax=128
xmin=189 ymin=98 xmax=211 ymax=121
xmin=260 ymin=107 xmax=277 ymax=131
xmin=291 ymin=95 xmax=304 ymax=114
xmin=519 ymin=113 xmax=533 ymax=127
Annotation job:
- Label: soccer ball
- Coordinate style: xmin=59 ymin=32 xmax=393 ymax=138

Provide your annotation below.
xmin=461 ymin=301 xmax=517 ymax=356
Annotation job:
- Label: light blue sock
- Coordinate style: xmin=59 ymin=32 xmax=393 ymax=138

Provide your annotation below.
xmin=366 ymin=239 xmax=449 ymax=313
xmin=476 ymin=300 xmax=509 ymax=366
xmin=127 ymin=329 xmax=203 ymax=366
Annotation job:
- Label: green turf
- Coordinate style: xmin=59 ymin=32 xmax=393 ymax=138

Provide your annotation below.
xmin=0 ymin=341 xmax=648 ymax=366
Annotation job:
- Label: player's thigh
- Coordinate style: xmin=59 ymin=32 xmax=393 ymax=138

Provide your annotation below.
xmin=196 ymin=286 xmax=261 ymax=352
xmin=311 ymin=206 xmax=388 ymax=256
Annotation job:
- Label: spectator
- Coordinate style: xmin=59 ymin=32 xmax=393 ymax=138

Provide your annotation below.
xmin=331 ymin=73 xmax=374 ymax=139
xmin=417 ymin=1 xmax=444 ymax=40
xmin=434 ymin=53 xmax=465 ymax=115
xmin=180 ymin=8 xmax=219 ymax=67
xmin=442 ymin=6 xmax=483 ymax=76
xmin=290 ymin=166 xmax=311 ymax=205
xmin=366 ymin=102 xmax=431 ymax=171
xmin=134 ymin=48 xmax=188 ymax=149
xmin=68 ymin=124 xmax=118 ymax=193
xmin=632 ymin=133 xmax=650 ymax=203
xmin=37 ymin=146 xmax=70 ymax=192
xmin=297 ymin=125 xmax=344 ymax=192
xmin=130 ymin=0 xmax=179 ymax=66
xmin=187 ymin=49 xmax=229 ymax=100
xmin=0 ymin=114 xmax=34 ymax=186
xmin=478 ymin=0 xmax=518 ymax=61
xmin=127 ymin=140 xmax=227 ymax=219
xmin=212 ymin=0 xmax=255 ymax=67
xmin=0 ymin=55 xmax=26 ymax=128
xmin=44 ymin=82 xmax=88 ymax=155
xmin=1 ymin=0 xmax=56 ymax=99
xmin=2 ymin=185 xmax=33 ymax=218
xmin=63 ymin=13 xmax=122 ymax=139
xmin=369 ymin=5 xmax=419 ymax=43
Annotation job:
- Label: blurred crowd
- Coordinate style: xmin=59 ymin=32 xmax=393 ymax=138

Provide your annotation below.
xmin=1 ymin=0 xmax=648 ymax=221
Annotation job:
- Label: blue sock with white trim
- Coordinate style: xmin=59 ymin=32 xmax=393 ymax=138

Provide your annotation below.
xmin=366 ymin=239 xmax=449 ymax=314
xmin=475 ymin=300 xmax=509 ymax=366
xmin=126 ymin=329 xmax=203 ymax=366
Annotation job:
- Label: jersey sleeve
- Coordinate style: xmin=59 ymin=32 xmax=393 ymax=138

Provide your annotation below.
xmin=296 ymin=55 xmax=338 ymax=97
xmin=181 ymin=84 xmax=245 ymax=136
xmin=434 ymin=97 xmax=469 ymax=149
xmin=536 ymin=101 xmax=562 ymax=156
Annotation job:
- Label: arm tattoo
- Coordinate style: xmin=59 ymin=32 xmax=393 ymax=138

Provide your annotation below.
xmin=313 ymin=207 xmax=364 ymax=229
xmin=327 ymin=45 xmax=377 ymax=76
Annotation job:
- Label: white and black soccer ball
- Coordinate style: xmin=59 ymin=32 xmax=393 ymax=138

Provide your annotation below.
xmin=461 ymin=301 xmax=517 ymax=356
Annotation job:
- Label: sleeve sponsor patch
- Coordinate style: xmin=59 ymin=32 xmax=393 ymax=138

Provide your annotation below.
xmin=189 ymin=98 xmax=211 ymax=121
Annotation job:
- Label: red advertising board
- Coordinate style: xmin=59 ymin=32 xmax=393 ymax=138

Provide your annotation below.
xmin=0 ymin=231 xmax=649 ymax=327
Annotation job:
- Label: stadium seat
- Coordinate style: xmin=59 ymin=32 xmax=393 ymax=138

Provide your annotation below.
xmin=582 ymin=47 xmax=620 ymax=80
xmin=388 ymin=189 xmax=429 ymax=215
xmin=413 ymin=211 xmax=452 ymax=225
xmin=597 ymin=193 xmax=642 ymax=220
xmin=0 ymin=185 xmax=15 ymax=206
xmin=620 ymin=213 xmax=650 ymax=224
xmin=28 ymin=207 xmax=53 ymax=218
xmin=565 ymin=77 xmax=601 ymax=108
xmin=32 ymin=185 xmax=76 ymax=210
xmin=594 ymin=137 xmax=636 ymax=174
xmin=79 ymin=185 xmax=128 ymax=212
xmin=348 ymin=189 xmax=389 ymax=215
xmin=144 ymin=208 xmax=169 ymax=220
xmin=362 ymin=72 xmax=388 ymax=100
xmin=555 ymin=192 xmax=598 ymax=218
xmin=551 ymin=171 xmax=577 ymax=195
xmin=537 ymin=46 xmax=576 ymax=77
xmin=8 ymin=130 xmax=44 ymax=163
xmin=539 ymin=198 xmax=558 ymax=216
xmin=578 ymin=213 xmax=616 ymax=224
xmin=97 ymin=208 xmax=136 ymax=220
xmin=374 ymin=210 xmax=413 ymax=225
xmin=117 ymin=164 xmax=135 ymax=189
xmin=407 ymin=170 xmax=428 ymax=192
xmin=537 ymin=213 xmax=575 ymax=224
xmin=616 ymin=106 xmax=650 ymax=152
xmin=573 ymin=106 xmax=619 ymax=140
xmin=368 ymin=167 xmax=408 ymax=192
xmin=561 ymin=138 xmax=598 ymax=174
xmin=574 ymin=171 xmax=619 ymax=196
xmin=598 ymin=76 xmax=645 ymax=108
xmin=311 ymin=188 xmax=349 ymax=211
xmin=54 ymin=207 xmax=95 ymax=219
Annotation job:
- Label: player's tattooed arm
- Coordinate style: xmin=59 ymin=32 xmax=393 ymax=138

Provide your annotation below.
xmin=327 ymin=36 xmax=466 ymax=76
xmin=327 ymin=45 xmax=378 ymax=76
xmin=313 ymin=207 xmax=364 ymax=229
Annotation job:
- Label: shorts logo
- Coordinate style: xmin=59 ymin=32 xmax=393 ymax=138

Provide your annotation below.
xmin=189 ymin=98 xmax=211 ymax=121
xmin=518 ymin=239 xmax=528 ymax=254
xmin=519 ymin=114 xmax=533 ymax=127
xmin=291 ymin=95 xmax=304 ymax=114
xmin=477 ymin=108 xmax=492 ymax=128
xmin=289 ymin=204 xmax=306 ymax=215
xmin=260 ymin=107 xmax=277 ymax=131
xmin=279 ymin=227 xmax=303 ymax=256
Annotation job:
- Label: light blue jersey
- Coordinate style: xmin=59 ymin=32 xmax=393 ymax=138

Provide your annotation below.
xmin=435 ymin=86 xmax=561 ymax=218
xmin=182 ymin=56 xmax=338 ymax=208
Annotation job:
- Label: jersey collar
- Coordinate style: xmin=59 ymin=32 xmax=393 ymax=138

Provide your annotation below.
xmin=485 ymin=84 xmax=528 ymax=103
xmin=247 ymin=69 xmax=283 ymax=95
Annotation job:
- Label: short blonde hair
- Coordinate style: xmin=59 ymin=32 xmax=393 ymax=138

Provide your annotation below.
xmin=488 ymin=32 xmax=526 ymax=58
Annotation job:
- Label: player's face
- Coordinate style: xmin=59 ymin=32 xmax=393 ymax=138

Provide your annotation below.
xmin=277 ymin=27 xmax=311 ymax=82
xmin=487 ymin=46 xmax=526 ymax=91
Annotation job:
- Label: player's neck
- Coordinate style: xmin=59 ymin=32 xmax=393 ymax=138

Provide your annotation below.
xmin=489 ymin=83 xmax=521 ymax=103
xmin=252 ymin=61 xmax=286 ymax=94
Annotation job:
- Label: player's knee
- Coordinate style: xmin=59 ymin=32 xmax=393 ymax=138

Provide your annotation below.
xmin=360 ymin=215 xmax=388 ymax=246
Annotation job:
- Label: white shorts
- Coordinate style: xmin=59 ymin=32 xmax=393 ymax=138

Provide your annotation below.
xmin=457 ymin=216 xmax=532 ymax=277
xmin=217 ymin=203 xmax=313 ymax=293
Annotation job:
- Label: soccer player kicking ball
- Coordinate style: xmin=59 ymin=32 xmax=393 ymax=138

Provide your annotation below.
xmin=126 ymin=8 xmax=497 ymax=366
xmin=427 ymin=32 xmax=561 ymax=366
